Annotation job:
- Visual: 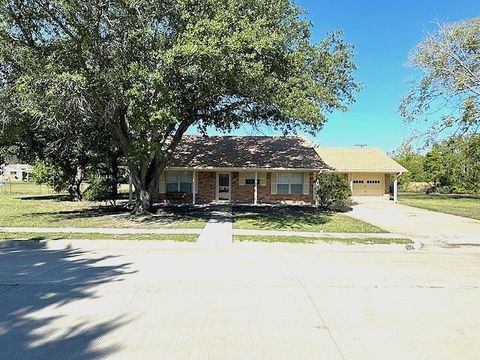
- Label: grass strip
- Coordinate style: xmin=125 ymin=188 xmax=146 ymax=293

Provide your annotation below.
xmin=0 ymin=232 xmax=197 ymax=242
xmin=234 ymin=235 xmax=412 ymax=245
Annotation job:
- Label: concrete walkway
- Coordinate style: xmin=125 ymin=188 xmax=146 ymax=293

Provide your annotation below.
xmin=346 ymin=197 xmax=480 ymax=247
xmin=196 ymin=207 xmax=233 ymax=245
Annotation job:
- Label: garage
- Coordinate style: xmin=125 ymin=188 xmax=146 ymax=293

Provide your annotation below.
xmin=317 ymin=147 xmax=407 ymax=201
xmin=352 ymin=173 xmax=384 ymax=196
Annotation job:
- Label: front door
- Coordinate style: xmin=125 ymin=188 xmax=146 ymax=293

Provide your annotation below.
xmin=217 ymin=173 xmax=230 ymax=201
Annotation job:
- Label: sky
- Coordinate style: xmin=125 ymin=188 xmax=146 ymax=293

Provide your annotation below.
xmin=194 ymin=0 xmax=480 ymax=153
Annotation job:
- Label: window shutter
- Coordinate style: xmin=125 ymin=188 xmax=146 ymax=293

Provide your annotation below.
xmin=260 ymin=172 xmax=266 ymax=186
xmin=303 ymin=172 xmax=310 ymax=195
xmin=239 ymin=172 xmax=246 ymax=186
xmin=159 ymin=171 xmax=166 ymax=194
xmin=270 ymin=172 xmax=277 ymax=194
xmin=194 ymin=171 xmax=198 ymax=193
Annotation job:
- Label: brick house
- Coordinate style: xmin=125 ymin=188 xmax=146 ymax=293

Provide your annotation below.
xmin=157 ymin=136 xmax=328 ymax=205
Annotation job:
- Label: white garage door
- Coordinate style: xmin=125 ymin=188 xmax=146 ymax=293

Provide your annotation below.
xmin=352 ymin=173 xmax=384 ymax=196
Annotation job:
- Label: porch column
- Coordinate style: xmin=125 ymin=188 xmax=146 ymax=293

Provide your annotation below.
xmin=128 ymin=173 xmax=133 ymax=206
xmin=349 ymin=173 xmax=353 ymax=192
xmin=393 ymin=173 xmax=398 ymax=203
xmin=192 ymin=170 xmax=196 ymax=205
xmin=254 ymin=171 xmax=258 ymax=205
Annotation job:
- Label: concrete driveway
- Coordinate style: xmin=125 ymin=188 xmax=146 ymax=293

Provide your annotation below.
xmin=347 ymin=197 xmax=480 ymax=247
xmin=1 ymin=240 xmax=479 ymax=360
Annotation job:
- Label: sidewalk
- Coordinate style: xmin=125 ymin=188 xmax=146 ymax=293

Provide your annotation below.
xmin=197 ymin=207 xmax=233 ymax=245
xmin=0 ymin=225 xmax=409 ymax=242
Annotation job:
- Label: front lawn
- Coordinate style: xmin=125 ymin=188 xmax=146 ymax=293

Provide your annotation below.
xmin=0 ymin=188 xmax=208 ymax=229
xmin=399 ymin=193 xmax=480 ymax=221
xmin=233 ymin=206 xmax=385 ymax=233
xmin=234 ymin=235 xmax=411 ymax=245
xmin=0 ymin=232 xmax=197 ymax=242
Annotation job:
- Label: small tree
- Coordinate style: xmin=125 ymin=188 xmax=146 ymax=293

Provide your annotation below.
xmin=316 ymin=173 xmax=352 ymax=210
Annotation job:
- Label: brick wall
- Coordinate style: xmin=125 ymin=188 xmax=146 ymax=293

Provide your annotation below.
xmin=231 ymin=172 xmax=254 ymax=204
xmin=196 ymin=171 xmax=216 ymax=204
xmin=259 ymin=172 xmax=315 ymax=205
xmin=156 ymin=170 xmax=316 ymax=205
xmin=231 ymin=171 xmax=315 ymax=205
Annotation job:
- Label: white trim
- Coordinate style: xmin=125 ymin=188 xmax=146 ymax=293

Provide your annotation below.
xmin=165 ymin=170 xmax=193 ymax=194
xmin=192 ymin=170 xmax=196 ymax=205
xmin=331 ymin=169 xmax=407 ymax=174
xmin=254 ymin=171 xmax=258 ymax=205
xmin=216 ymin=172 xmax=231 ymax=202
xmin=166 ymin=166 xmax=324 ymax=172
xmin=276 ymin=172 xmax=305 ymax=195
xmin=394 ymin=173 xmax=399 ymax=203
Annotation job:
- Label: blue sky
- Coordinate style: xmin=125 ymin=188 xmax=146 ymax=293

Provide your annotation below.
xmin=195 ymin=0 xmax=480 ymax=153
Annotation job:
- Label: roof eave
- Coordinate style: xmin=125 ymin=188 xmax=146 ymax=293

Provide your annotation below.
xmin=166 ymin=166 xmax=328 ymax=172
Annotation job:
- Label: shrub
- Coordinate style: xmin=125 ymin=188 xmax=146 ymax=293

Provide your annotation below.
xmin=32 ymin=160 xmax=69 ymax=193
xmin=316 ymin=172 xmax=352 ymax=210
xmin=83 ymin=177 xmax=113 ymax=202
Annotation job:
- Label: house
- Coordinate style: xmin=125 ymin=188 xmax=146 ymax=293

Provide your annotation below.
xmin=157 ymin=136 xmax=328 ymax=205
xmin=316 ymin=147 xmax=407 ymax=202
xmin=0 ymin=163 xmax=33 ymax=182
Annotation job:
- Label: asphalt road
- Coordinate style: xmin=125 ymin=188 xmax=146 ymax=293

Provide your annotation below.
xmin=0 ymin=240 xmax=479 ymax=360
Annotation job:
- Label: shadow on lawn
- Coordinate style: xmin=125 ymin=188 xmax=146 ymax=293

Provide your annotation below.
xmin=20 ymin=194 xmax=73 ymax=202
xmin=232 ymin=205 xmax=343 ymax=229
xmin=23 ymin=203 xmax=211 ymax=226
xmin=0 ymin=241 xmax=135 ymax=360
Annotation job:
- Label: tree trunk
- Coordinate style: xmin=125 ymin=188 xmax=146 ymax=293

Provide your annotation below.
xmin=130 ymin=162 xmax=164 ymax=214
xmin=109 ymin=154 xmax=119 ymax=200
xmin=68 ymin=166 xmax=84 ymax=201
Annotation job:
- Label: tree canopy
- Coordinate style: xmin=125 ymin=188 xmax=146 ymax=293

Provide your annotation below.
xmin=400 ymin=17 xmax=480 ymax=145
xmin=0 ymin=0 xmax=359 ymax=212
xmin=394 ymin=136 xmax=480 ymax=194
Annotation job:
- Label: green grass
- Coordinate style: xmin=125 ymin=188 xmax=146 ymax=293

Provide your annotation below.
xmin=0 ymin=184 xmax=208 ymax=229
xmin=233 ymin=207 xmax=385 ymax=233
xmin=399 ymin=193 xmax=480 ymax=221
xmin=0 ymin=232 xmax=197 ymax=241
xmin=234 ymin=235 xmax=412 ymax=245
xmin=0 ymin=182 xmax=56 ymax=195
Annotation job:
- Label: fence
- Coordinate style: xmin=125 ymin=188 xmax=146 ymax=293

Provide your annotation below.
xmin=0 ymin=182 xmax=56 ymax=195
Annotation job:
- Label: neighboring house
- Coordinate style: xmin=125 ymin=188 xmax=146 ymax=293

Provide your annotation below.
xmin=0 ymin=163 xmax=33 ymax=182
xmin=316 ymin=147 xmax=407 ymax=202
xmin=157 ymin=136 xmax=327 ymax=205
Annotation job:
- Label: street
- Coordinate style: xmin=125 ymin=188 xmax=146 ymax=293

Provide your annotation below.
xmin=1 ymin=240 xmax=479 ymax=360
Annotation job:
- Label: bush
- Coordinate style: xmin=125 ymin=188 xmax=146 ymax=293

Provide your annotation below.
xmin=83 ymin=177 xmax=113 ymax=202
xmin=32 ymin=160 xmax=69 ymax=193
xmin=316 ymin=173 xmax=352 ymax=210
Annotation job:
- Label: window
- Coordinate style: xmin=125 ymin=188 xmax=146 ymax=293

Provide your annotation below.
xmin=277 ymin=172 xmax=304 ymax=195
xmin=367 ymin=180 xmax=380 ymax=184
xmin=166 ymin=171 xmax=193 ymax=193
xmin=244 ymin=172 xmax=260 ymax=186
xmin=353 ymin=180 xmax=364 ymax=184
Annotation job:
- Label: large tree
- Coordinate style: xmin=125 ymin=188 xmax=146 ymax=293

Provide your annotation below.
xmin=0 ymin=0 xmax=359 ymax=212
xmin=424 ymin=135 xmax=480 ymax=194
xmin=400 ymin=17 xmax=480 ymax=145
xmin=391 ymin=142 xmax=428 ymax=186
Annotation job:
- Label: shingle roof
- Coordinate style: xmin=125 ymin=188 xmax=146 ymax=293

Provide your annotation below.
xmin=168 ymin=136 xmax=327 ymax=170
xmin=316 ymin=147 xmax=407 ymax=173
